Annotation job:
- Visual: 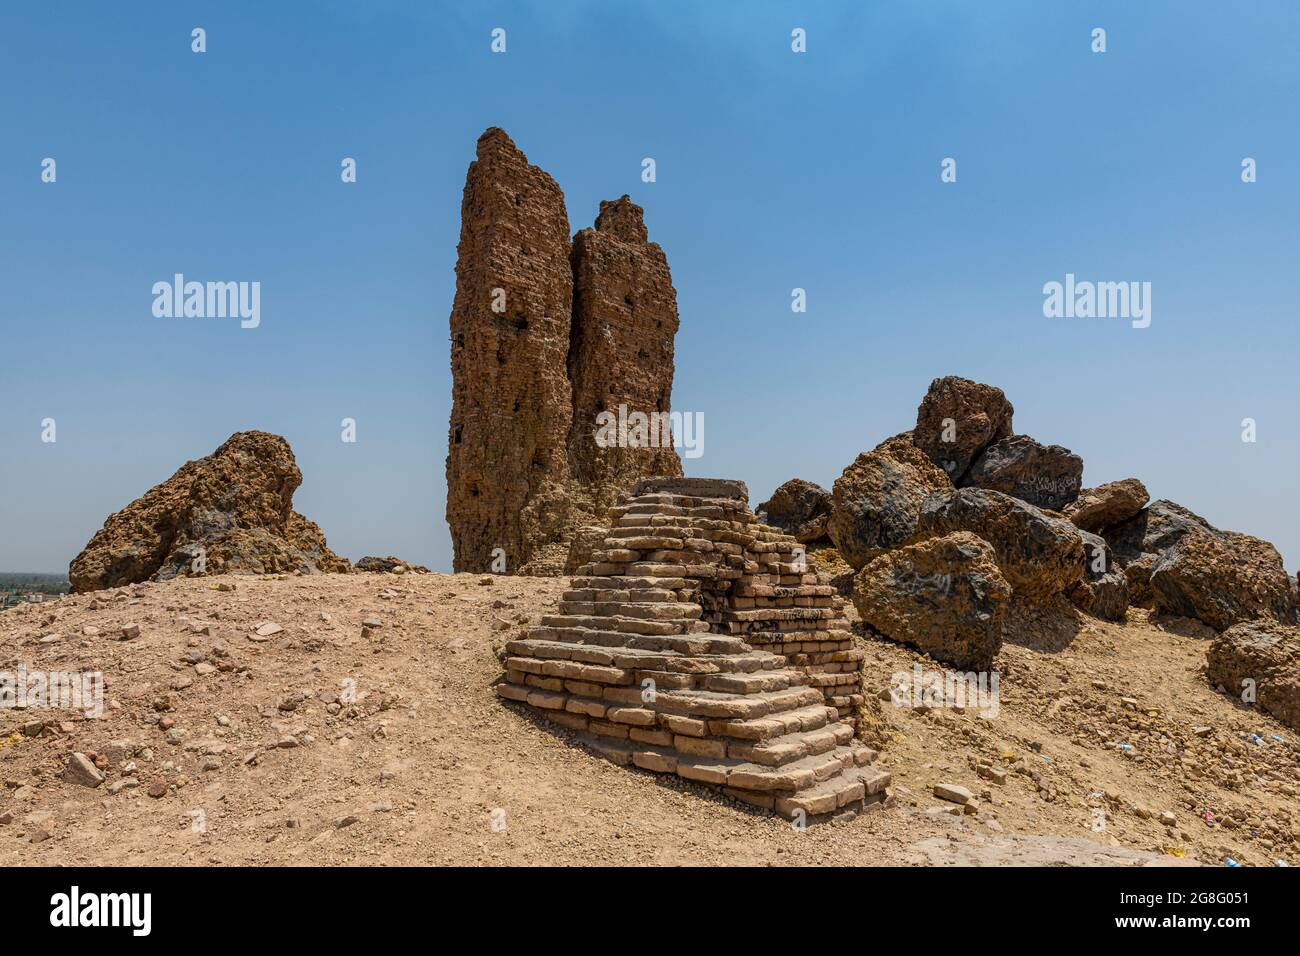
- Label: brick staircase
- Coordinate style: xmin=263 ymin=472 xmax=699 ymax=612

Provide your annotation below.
xmin=495 ymin=477 xmax=890 ymax=821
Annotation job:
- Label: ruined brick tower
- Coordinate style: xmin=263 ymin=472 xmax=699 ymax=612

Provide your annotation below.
xmin=447 ymin=129 xmax=682 ymax=573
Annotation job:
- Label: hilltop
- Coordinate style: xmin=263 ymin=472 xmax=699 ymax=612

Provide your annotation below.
xmin=0 ymin=573 xmax=1293 ymax=866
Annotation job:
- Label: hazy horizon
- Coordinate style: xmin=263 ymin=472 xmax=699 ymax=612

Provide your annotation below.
xmin=3 ymin=1 xmax=1298 ymax=575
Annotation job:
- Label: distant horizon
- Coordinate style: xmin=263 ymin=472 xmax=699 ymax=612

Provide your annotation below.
xmin=4 ymin=1 xmax=1298 ymax=576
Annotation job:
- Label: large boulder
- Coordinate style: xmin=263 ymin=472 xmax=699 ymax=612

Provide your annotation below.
xmin=1103 ymin=499 xmax=1216 ymax=566
xmin=913 ymin=488 xmax=1084 ymax=600
xmin=1103 ymin=499 xmax=1218 ymax=606
xmin=1105 ymin=499 xmax=1294 ymax=629
xmin=1067 ymin=531 xmax=1130 ymax=621
xmin=1150 ymin=533 xmax=1295 ymax=631
xmin=965 ymin=434 xmax=1084 ymax=511
xmin=912 ymin=376 xmax=1015 ymax=483
xmin=69 ymin=431 xmax=350 ymax=593
xmin=853 ymin=532 xmax=1011 ymax=671
xmin=828 ymin=435 xmax=952 ymax=570
xmin=756 ymin=479 xmax=832 ymax=543
xmin=1064 ymin=478 xmax=1149 ymax=533
xmin=1206 ymin=621 xmax=1300 ymax=731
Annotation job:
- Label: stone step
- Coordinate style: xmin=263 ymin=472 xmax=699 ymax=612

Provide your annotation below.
xmin=557 ymin=600 xmax=703 ymax=621
xmin=725 ymin=722 xmax=856 ymax=767
xmin=570 ymin=575 xmax=692 ymax=591
xmin=640 ymin=684 xmax=824 ymax=721
xmin=627 ymin=742 xmax=862 ymax=794
xmin=532 ymin=625 xmax=752 ymax=656
xmin=504 ymin=638 xmax=681 ymax=671
xmin=503 ymin=656 xmax=634 ymax=686
xmin=716 ymin=607 xmax=838 ymax=623
xmin=540 ymin=614 xmax=707 ymax=636
xmin=706 ymin=703 xmax=840 ymax=741
xmin=697 ymin=670 xmax=799 ymax=695
xmin=771 ymin=766 xmax=892 ymax=818
xmin=561 ymin=587 xmax=682 ymax=604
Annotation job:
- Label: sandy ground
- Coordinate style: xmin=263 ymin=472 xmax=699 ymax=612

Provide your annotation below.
xmin=0 ymin=572 xmax=1294 ymax=866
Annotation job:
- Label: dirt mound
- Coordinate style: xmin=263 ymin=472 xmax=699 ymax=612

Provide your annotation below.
xmin=2 ymin=575 xmax=1296 ymax=866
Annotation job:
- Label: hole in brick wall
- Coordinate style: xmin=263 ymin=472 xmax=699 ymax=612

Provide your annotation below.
xmin=624 ymin=296 xmax=634 ymax=308
xmin=514 ymin=316 xmax=529 ymax=331
xmin=496 ymin=348 xmax=506 ymax=364
xmin=452 ymin=425 xmax=462 ymax=444
xmin=637 ymin=349 xmax=648 ymax=360
xmin=512 ymin=401 xmax=520 ymax=412
xmin=469 ymin=486 xmax=479 ymax=498
xmin=454 ymin=332 xmax=464 ymax=348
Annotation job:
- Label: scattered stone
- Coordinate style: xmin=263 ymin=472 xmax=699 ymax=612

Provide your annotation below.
xmin=254 ymin=622 xmax=283 ymax=638
xmin=120 ymin=623 xmax=141 ymax=640
xmin=147 ymin=778 xmax=168 ymax=798
xmin=356 ymin=555 xmax=430 ymax=573
xmin=934 ymin=783 xmax=974 ymax=805
xmin=63 ymin=753 xmax=105 ymax=788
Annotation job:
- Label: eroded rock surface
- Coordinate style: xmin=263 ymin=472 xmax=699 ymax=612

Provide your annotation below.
xmin=69 ymin=431 xmax=349 ymax=593
xmin=854 ymin=531 xmax=1011 ymax=671
xmin=966 ymin=435 xmax=1083 ymax=511
xmin=446 ymin=131 xmax=681 ymax=573
xmin=1151 ymin=533 xmax=1295 ymax=631
xmin=912 ymin=376 xmax=1014 ymax=483
xmin=1067 ymin=531 xmax=1130 ymax=622
xmin=1064 ymin=478 xmax=1149 ymax=533
xmin=912 ymin=488 xmax=1084 ymax=601
xmin=1206 ymin=621 xmax=1300 ymax=731
xmin=757 ymin=478 xmax=832 ymax=543
xmin=828 ymin=435 xmax=952 ymax=570
xmin=445 ymin=128 xmax=577 ymax=575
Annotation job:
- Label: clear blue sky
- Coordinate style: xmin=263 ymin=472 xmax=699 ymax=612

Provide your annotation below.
xmin=2 ymin=1 xmax=1297 ymax=575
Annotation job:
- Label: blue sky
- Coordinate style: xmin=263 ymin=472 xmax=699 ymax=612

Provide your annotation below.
xmin=2 ymin=1 xmax=1298 ymax=574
